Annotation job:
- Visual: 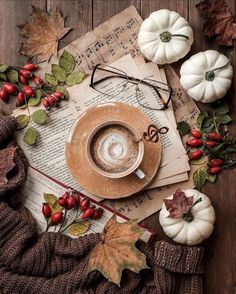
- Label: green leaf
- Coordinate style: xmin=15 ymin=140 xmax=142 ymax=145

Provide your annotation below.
xmin=56 ymin=85 xmax=69 ymax=100
xmin=176 ymin=121 xmax=191 ymax=136
xmin=43 ymin=193 xmax=58 ymax=207
xmin=202 ymin=117 xmax=213 ymax=128
xmin=215 ymin=101 xmax=229 ymax=115
xmin=190 ymin=157 xmax=208 ymax=165
xmin=45 ymin=73 xmax=58 ymax=85
xmin=66 ymin=71 xmax=85 ymax=86
xmin=16 ymin=114 xmax=29 ymax=130
xmin=31 ymin=109 xmax=47 ymax=125
xmin=51 ymin=200 xmax=63 ymax=213
xmin=206 ymin=173 xmax=217 ymax=183
xmin=0 ymin=73 xmax=7 ymax=81
xmin=28 ymin=89 xmax=42 ymax=106
xmin=0 ymin=64 xmax=9 ymax=72
xmin=6 ymin=69 xmax=18 ymax=83
xmin=23 ymin=127 xmax=37 ymax=145
xmin=215 ymin=114 xmax=232 ymax=124
xmin=197 ymin=110 xmax=208 ymax=129
xmin=67 ymin=221 xmax=91 ymax=236
xmin=225 ymin=146 xmax=236 ymax=153
xmin=193 ymin=166 xmax=207 ymax=189
xmin=59 ymin=50 xmax=75 ymax=74
xmin=203 ymin=123 xmax=214 ymax=133
xmin=51 ymin=64 xmax=67 ymax=82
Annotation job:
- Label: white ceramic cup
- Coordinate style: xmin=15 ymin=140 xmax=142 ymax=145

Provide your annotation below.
xmin=86 ymin=120 xmax=145 ymax=179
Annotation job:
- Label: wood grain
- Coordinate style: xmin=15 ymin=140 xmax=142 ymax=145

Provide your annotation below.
xmin=0 ymin=1 xmax=235 ymax=293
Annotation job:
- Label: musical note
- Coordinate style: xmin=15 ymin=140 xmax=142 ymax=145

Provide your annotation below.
xmin=126 ymin=18 xmax=139 ymax=30
xmin=143 ymin=124 xmax=169 ymax=143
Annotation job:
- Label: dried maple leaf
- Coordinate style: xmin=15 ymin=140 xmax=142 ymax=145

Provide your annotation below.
xmin=88 ymin=215 xmax=148 ymax=286
xmin=163 ymin=189 xmax=194 ymax=219
xmin=0 ymin=147 xmax=17 ymax=186
xmin=19 ymin=6 xmax=71 ymax=62
xmin=196 ymin=0 xmax=236 ymax=46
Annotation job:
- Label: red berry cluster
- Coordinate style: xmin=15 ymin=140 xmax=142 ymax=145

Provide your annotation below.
xmin=42 ymin=190 xmax=104 ymax=229
xmin=0 ymin=63 xmax=44 ymax=105
xmin=187 ymin=130 xmax=224 ymax=175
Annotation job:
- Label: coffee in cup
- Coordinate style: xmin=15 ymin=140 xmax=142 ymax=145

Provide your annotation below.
xmin=87 ymin=121 xmax=145 ymax=179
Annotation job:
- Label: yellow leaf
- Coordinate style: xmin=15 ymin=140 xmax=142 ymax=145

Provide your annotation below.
xmin=87 ymin=215 xmax=148 ymax=286
xmin=67 ymin=221 xmax=90 ymax=236
xmin=19 ymin=6 xmax=71 ymax=62
xmin=51 ymin=200 xmax=63 ymax=213
xmin=43 ymin=193 xmax=57 ymax=207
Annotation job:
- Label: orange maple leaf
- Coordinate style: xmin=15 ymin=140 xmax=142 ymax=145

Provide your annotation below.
xmin=87 ymin=215 xmax=148 ymax=286
xmin=19 ymin=6 xmax=71 ymax=62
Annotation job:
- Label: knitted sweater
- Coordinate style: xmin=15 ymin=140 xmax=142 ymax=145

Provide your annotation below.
xmin=0 ymin=112 xmax=204 ymax=294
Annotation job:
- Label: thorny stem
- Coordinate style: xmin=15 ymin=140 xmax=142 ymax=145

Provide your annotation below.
xmin=60 ymin=209 xmax=82 ymax=234
xmin=58 ymin=209 xmax=67 ymax=232
xmin=45 ymin=220 xmax=50 ymax=232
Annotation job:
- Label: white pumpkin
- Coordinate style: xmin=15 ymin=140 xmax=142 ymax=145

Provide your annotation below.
xmin=138 ymin=9 xmax=194 ymax=64
xmin=180 ymin=50 xmax=233 ymax=103
xmin=159 ymin=189 xmax=215 ymax=246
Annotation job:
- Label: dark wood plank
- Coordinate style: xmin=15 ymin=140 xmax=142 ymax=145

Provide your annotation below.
xmin=47 ymin=0 xmax=93 ymax=49
xmin=93 ymin=0 xmax=141 ymax=28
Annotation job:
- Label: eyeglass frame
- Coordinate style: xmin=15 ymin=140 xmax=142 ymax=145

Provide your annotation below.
xmin=89 ymin=63 xmax=173 ymax=111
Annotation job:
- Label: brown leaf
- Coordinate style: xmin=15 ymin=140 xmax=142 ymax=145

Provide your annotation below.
xmin=0 ymin=147 xmax=17 ymax=186
xmin=163 ymin=189 xmax=194 ymax=219
xmin=196 ymin=0 xmax=236 ymax=46
xmin=88 ymin=215 xmax=148 ymax=286
xmin=19 ymin=6 xmax=71 ymax=62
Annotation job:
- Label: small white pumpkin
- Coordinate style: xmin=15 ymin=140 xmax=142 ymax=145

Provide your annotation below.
xmin=159 ymin=189 xmax=215 ymax=246
xmin=180 ymin=50 xmax=233 ymax=103
xmin=138 ymin=9 xmax=194 ymax=64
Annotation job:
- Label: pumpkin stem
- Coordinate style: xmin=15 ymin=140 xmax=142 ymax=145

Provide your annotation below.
xmin=183 ymin=197 xmax=202 ymax=223
xmin=159 ymin=31 xmax=189 ymax=42
xmin=205 ymin=58 xmax=231 ymax=81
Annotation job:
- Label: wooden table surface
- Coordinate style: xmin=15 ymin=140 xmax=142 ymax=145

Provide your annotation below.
xmin=0 ymin=0 xmax=235 ymax=293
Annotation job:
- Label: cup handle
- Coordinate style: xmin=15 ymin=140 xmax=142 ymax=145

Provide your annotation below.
xmin=134 ymin=168 xmax=145 ymax=179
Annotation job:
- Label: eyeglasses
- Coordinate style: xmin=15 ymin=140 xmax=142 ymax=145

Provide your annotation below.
xmin=89 ymin=64 xmax=173 ymax=111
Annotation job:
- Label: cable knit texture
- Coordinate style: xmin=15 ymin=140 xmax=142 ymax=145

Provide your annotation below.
xmin=0 ymin=112 xmax=204 ymax=294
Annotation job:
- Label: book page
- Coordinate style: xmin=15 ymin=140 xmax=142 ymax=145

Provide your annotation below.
xmin=22 ymin=167 xmax=153 ymax=242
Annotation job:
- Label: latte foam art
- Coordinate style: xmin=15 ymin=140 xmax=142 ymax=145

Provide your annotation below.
xmin=91 ymin=125 xmax=139 ymax=173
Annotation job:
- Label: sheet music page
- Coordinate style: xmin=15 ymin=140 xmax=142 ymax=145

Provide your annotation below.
xmin=22 ymin=167 xmax=152 ymax=242
xmin=38 ymin=6 xmax=143 ymax=76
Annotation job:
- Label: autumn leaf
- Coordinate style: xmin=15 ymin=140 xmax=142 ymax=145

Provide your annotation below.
xmin=18 ymin=6 xmax=71 ymax=62
xmin=163 ymin=189 xmax=194 ymax=219
xmin=0 ymin=147 xmax=17 ymax=186
xmin=88 ymin=215 xmax=148 ymax=286
xmin=196 ymin=0 xmax=236 ymax=46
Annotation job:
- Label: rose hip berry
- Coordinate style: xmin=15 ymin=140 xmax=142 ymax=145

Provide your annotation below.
xmin=42 ymin=203 xmax=52 ymax=218
xmin=72 ymin=191 xmax=80 ymax=205
xmin=0 ymin=89 xmax=8 ymax=102
xmin=189 ymin=150 xmax=203 ymax=160
xmin=205 ymin=141 xmax=217 ymax=148
xmin=66 ymin=196 xmax=76 ymax=210
xmin=207 ymin=132 xmax=222 ymax=141
xmin=23 ymin=85 xmax=35 ymax=97
xmin=58 ymin=197 xmax=67 ymax=207
xmin=51 ymin=211 xmax=63 ymax=224
xmin=22 ymin=63 xmax=38 ymax=71
xmin=52 ymin=92 xmax=64 ymax=99
xmin=81 ymin=207 xmax=95 ymax=219
xmin=2 ymin=83 xmax=18 ymax=95
xmin=19 ymin=69 xmax=33 ymax=79
xmin=17 ymin=92 xmax=25 ymax=106
xmin=91 ymin=208 xmax=104 ymax=219
xmin=191 ymin=130 xmax=202 ymax=138
xmin=33 ymin=75 xmax=44 ymax=86
xmin=19 ymin=74 xmax=28 ymax=85
xmin=209 ymin=167 xmax=222 ymax=174
xmin=186 ymin=138 xmax=203 ymax=147
xmin=80 ymin=198 xmax=90 ymax=211
xmin=210 ymin=158 xmax=224 ymax=167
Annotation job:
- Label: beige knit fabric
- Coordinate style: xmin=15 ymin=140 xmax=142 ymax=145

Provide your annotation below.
xmin=0 ymin=112 xmax=204 ymax=294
